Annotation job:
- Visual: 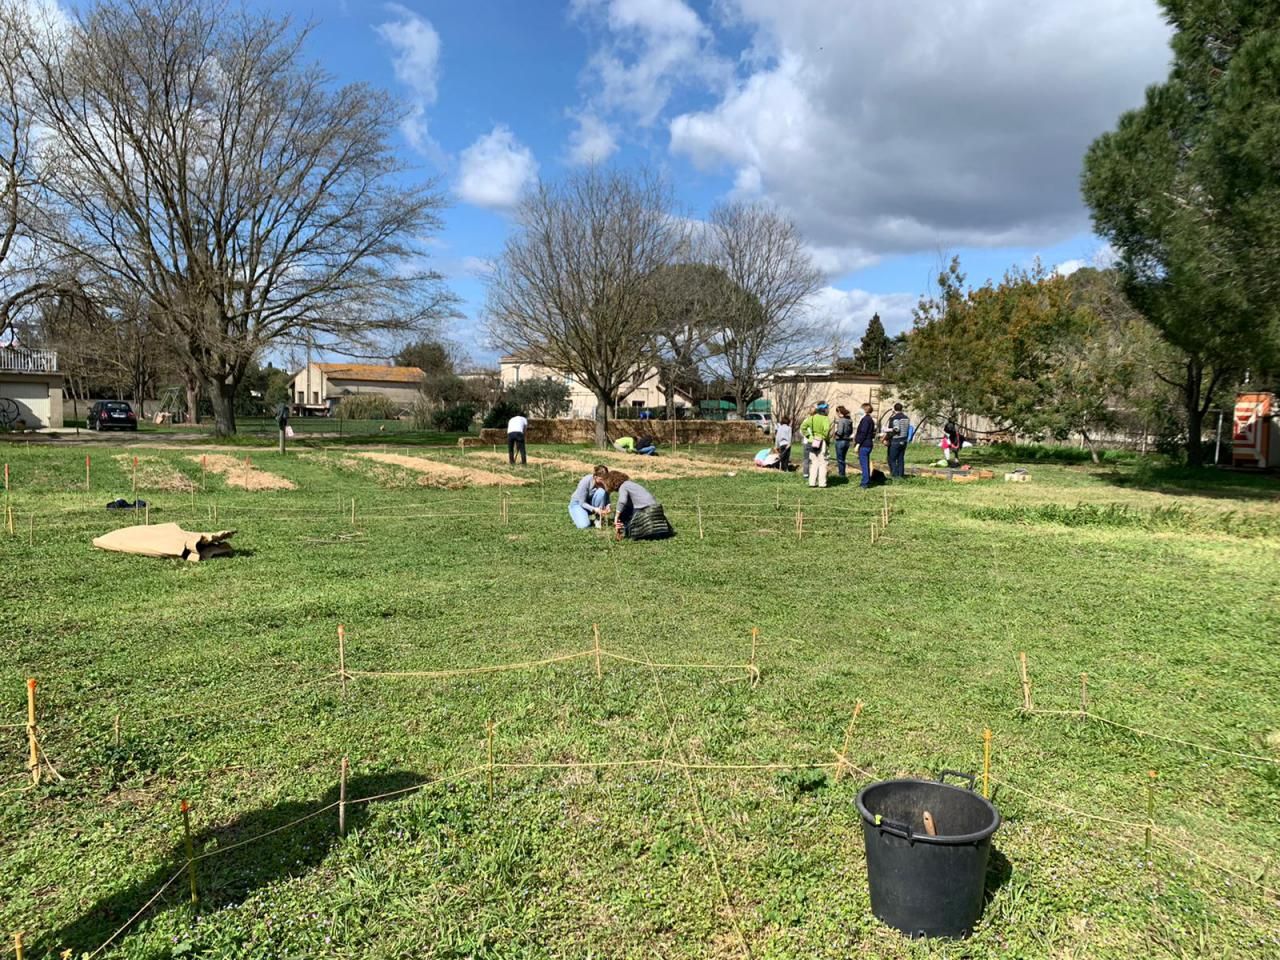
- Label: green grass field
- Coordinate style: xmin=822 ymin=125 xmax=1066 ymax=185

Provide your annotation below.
xmin=1 ymin=439 xmax=1278 ymax=959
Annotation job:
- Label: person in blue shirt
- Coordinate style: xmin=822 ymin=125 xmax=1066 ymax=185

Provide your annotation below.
xmin=854 ymin=403 xmax=876 ymax=489
xmin=568 ymin=465 xmax=611 ymax=529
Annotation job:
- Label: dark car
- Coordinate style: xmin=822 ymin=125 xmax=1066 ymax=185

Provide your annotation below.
xmin=87 ymin=400 xmax=138 ymax=431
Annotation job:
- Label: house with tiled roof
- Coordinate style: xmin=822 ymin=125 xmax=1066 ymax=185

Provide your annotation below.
xmin=288 ymin=362 xmax=425 ymax=415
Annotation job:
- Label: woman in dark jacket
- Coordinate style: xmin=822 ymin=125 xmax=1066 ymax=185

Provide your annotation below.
xmin=831 ymin=406 xmax=854 ymax=478
xmin=604 ymin=472 xmax=674 ymax=540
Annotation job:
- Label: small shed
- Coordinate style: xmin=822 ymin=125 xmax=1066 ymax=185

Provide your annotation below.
xmin=0 ymin=347 xmax=64 ymax=429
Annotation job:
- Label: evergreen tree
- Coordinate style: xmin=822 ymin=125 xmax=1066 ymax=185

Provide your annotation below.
xmin=1082 ymin=0 xmax=1280 ymax=464
xmin=853 ymin=313 xmax=893 ymax=373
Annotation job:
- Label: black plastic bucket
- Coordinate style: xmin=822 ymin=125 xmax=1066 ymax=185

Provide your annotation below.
xmin=856 ymin=770 xmax=1001 ymax=939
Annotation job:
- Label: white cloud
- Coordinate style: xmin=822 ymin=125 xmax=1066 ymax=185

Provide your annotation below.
xmin=374 ymin=4 xmax=442 ymax=156
xmin=668 ymin=0 xmax=1172 ymax=269
xmin=456 ymin=125 xmax=539 ymax=210
xmin=1053 ymin=259 xmax=1086 ymax=278
xmin=460 ymin=256 xmax=496 ymax=277
xmin=567 ymin=112 xmax=618 ymax=165
xmin=567 ymin=0 xmax=729 ymax=160
xmin=805 ymin=287 xmax=918 ymax=342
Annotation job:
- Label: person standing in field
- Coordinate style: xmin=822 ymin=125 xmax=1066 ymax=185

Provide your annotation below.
xmin=507 ymin=411 xmax=529 ymax=465
xmin=801 ymin=402 xmax=832 ymax=488
xmin=775 ymin=419 xmax=793 ymax=472
xmin=568 ymin=465 xmax=611 ymax=529
xmin=799 ymin=405 xmax=817 ymax=480
xmin=887 ymin=403 xmax=910 ymax=478
xmin=855 ymin=402 xmax=876 ymax=489
xmin=831 ymin=405 xmax=854 ymax=478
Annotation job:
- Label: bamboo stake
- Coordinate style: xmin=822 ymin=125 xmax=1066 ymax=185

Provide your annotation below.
xmin=1018 ymin=652 xmax=1032 ymax=712
xmin=132 ymin=456 xmax=138 ymax=499
xmin=338 ymin=625 xmax=348 ymax=698
xmin=1145 ymin=770 xmax=1157 ymax=861
xmin=486 ymin=717 xmax=495 ymax=803
xmin=27 ymin=513 xmax=32 ymax=546
xmin=339 ymin=757 xmax=348 ymax=836
xmin=114 ymin=713 xmax=121 ymax=749
xmin=982 ymin=728 xmax=992 ymax=798
xmin=14 ymin=931 xmax=23 ymax=960
xmin=201 ymin=455 xmax=207 ymax=490
xmin=1080 ymin=672 xmax=1089 ymax=717
xmin=181 ymin=800 xmax=198 ymax=904
xmin=26 ymin=679 xmax=38 ymax=785
xmin=212 ymin=501 xmax=218 ymax=524
xmin=539 ymin=463 xmax=546 ymax=501
xmin=593 ymin=623 xmax=602 ymax=679
xmin=6 ymin=503 xmax=12 ymax=536
xmin=697 ymin=495 xmax=704 ymax=540
xmin=145 ymin=502 xmax=150 ymax=525
xmin=85 ymin=454 xmax=91 ymax=493
xmin=350 ymin=498 xmax=355 ymax=526
xmin=834 ymin=701 xmax=865 ymax=781
xmin=749 ymin=626 xmax=760 ymax=686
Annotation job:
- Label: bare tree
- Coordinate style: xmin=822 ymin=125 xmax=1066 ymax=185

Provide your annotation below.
xmin=704 ymin=202 xmax=824 ymax=413
xmin=27 ymin=0 xmax=456 ymax=434
xmin=486 ymin=168 xmax=683 ymax=447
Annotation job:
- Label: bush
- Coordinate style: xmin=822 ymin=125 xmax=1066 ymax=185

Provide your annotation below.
xmin=483 ymin=399 xmax=521 ymax=429
xmin=431 ymin=403 xmax=477 ymax=432
xmin=336 ymin=393 xmax=400 ymax=420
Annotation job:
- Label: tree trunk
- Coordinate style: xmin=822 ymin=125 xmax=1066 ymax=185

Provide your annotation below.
xmin=735 ymin=393 xmax=748 ymax=416
xmin=185 ymin=377 xmax=201 ymax=426
xmin=1183 ymin=357 xmax=1204 ymax=468
xmin=1081 ymin=430 xmax=1101 ymax=465
xmin=207 ymin=378 xmax=238 ymax=436
xmin=594 ymin=389 xmax=610 ymax=449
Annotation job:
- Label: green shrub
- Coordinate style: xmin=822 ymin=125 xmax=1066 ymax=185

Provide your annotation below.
xmin=483 ymin=399 xmax=521 ymax=429
xmin=336 ymin=393 xmax=400 ymax=420
xmin=432 ymin=403 xmax=477 ymax=432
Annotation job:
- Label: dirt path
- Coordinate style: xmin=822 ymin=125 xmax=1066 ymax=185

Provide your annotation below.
xmin=463 ymin=450 xmax=734 ymax=481
xmin=354 ymin=452 xmax=532 ymax=487
xmin=113 ymin=454 xmax=197 ymax=492
xmin=190 ymin=454 xmax=297 ymax=491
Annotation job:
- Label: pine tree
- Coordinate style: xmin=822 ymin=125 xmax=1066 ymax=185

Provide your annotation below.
xmin=853 ymin=313 xmax=893 ymax=373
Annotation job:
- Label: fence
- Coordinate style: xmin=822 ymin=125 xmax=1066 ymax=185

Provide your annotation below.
xmin=5 ymin=634 xmax=1278 ymax=959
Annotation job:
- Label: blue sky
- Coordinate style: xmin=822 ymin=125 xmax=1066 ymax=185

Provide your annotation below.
xmin=252 ymin=0 xmax=1173 ymax=366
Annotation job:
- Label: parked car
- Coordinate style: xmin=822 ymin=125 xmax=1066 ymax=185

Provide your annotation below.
xmin=87 ymin=400 xmax=138 ymax=431
xmin=744 ymin=412 xmax=773 ymax=433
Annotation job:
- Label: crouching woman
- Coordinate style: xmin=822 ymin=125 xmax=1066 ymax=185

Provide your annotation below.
xmin=605 ymin=472 xmax=674 ymax=541
xmin=569 ymin=464 xmax=611 ymax=529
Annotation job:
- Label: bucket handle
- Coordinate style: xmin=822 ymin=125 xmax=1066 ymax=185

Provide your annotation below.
xmin=936 ymin=769 xmax=977 ymax=791
xmin=875 ymin=817 xmax=916 ymax=841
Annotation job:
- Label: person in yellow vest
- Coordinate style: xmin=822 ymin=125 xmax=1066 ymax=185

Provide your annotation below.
xmin=800 ymin=402 xmax=832 ymax=488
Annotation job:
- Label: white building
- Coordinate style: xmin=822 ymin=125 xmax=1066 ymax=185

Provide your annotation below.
xmin=498 ymin=355 xmax=693 ymax=419
xmin=287 ymin=362 xmax=425 ymax=414
xmin=0 ymin=347 xmax=64 ymax=429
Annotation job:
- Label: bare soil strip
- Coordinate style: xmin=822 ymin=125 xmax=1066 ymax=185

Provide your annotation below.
xmin=355 ymin=452 xmax=532 ymax=487
xmin=113 ymin=454 xmax=197 ymax=492
xmin=191 ymin=454 xmax=297 ymax=491
xmin=462 ymin=450 xmax=730 ymax=480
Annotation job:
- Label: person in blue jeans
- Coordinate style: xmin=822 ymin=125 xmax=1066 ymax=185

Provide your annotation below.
xmin=831 ymin=405 xmax=854 ymax=477
xmin=854 ymin=402 xmax=876 ymax=488
xmin=568 ymin=465 xmax=611 ymax=529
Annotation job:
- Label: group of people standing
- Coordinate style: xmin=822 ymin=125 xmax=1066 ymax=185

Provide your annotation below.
xmin=759 ymin=402 xmax=911 ymax=488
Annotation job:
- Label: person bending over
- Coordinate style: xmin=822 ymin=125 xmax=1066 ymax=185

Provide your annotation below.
xmin=754 ymin=447 xmax=782 ymax=469
xmin=604 ymin=471 xmax=674 ymax=540
xmin=506 ymin=412 xmax=528 ymax=465
xmin=613 ymin=435 xmax=636 ymax=454
xmin=568 ymin=465 xmax=611 ymax=529
xmin=635 ymin=435 xmax=658 ymax=456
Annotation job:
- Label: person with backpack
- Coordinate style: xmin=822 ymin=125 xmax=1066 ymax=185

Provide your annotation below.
xmin=605 ymin=472 xmax=674 ymax=540
xmin=854 ymin=402 xmax=876 ymax=489
xmin=801 ymin=402 xmax=832 ymax=488
xmin=831 ymin=405 xmax=854 ymax=478
xmin=568 ymin=465 xmax=612 ymax=529
xmin=886 ymin=403 xmax=910 ymax=478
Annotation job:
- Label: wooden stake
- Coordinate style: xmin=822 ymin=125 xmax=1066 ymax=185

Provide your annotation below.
xmin=982 ymin=728 xmax=992 ymax=799
xmin=1080 ymin=672 xmax=1089 ymax=717
xmin=200 ymin=455 xmax=207 ymax=490
xmin=1018 ymin=651 xmax=1032 ymax=712
xmin=212 ymin=501 xmax=218 ymax=524
xmin=486 ymin=717 xmax=495 ymax=803
xmin=834 ymin=701 xmax=864 ymax=781
xmin=922 ymin=811 xmax=937 ymax=837
xmin=593 ymin=623 xmax=603 ymax=679
xmin=26 ymin=678 xmax=38 ymax=785
xmin=132 ymin=455 xmax=138 ymax=499
xmin=145 ymin=502 xmax=150 ymax=525
xmin=337 ymin=625 xmax=348 ymax=698
xmin=27 ymin=513 xmax=32 ymax=546
xmin=114 ymin=713 xmax=121 ymax=749
xmin=539 ymin=463 xmax=546 ymax=501
xmin=181 ymin=800 xmax=198 ymax=904
xmin=338 ymin=757 xmax=348 ymax=836
xmin=6 ymin=503 xmax=12 ymax=536
xmin=1145 ymin=770 xmax=1157 ymax=861
xmin=697 ymin=495 xmax=704 ymax=540
xmin=86 ymin=454 xmax=91 ymax=493
xmin=870 ymin=519 xmax=876 ymax=544
xmin=350 ymin=498 xmax=356 ymax=526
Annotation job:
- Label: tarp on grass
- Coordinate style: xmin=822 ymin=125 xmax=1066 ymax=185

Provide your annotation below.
xmin=93 ymin=522 xmax=236 ymax=562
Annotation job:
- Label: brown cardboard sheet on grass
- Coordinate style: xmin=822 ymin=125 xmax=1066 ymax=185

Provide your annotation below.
xmin=93 ymin=522 xmax=237 ymax=562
